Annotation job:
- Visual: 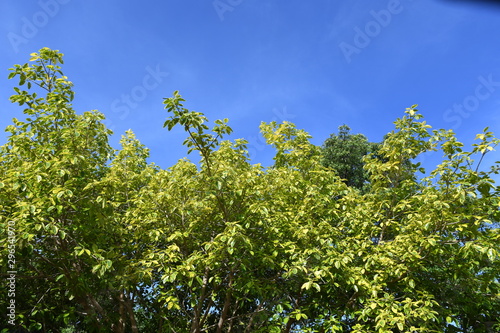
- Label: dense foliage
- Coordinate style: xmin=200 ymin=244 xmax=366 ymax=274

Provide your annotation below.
xmin=321 ymin=124 xmax=379 ymax=190
xmin=1 ymin=48 xmax=499 ymax=333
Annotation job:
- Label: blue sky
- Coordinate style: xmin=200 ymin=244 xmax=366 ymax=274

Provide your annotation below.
xmin=1 ymin=0 xmax=500 ymax=171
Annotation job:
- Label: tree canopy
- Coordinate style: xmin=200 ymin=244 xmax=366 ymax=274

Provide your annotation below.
xmin=1 ymin=48 xmax=499 ymax=333
xmin=321 ymin=124 xmax=379 ymax=190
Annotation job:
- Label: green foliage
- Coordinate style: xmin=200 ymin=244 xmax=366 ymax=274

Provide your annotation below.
xmin=1 ymin=49 xmax=499 ymax=332
xmin=321 ymin=125 xmax=379 ymax=190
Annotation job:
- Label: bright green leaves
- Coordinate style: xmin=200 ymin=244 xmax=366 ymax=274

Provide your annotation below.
xmin=0 ymin=48 xmax=129 ymax=332
xmin=29 ymin=48 xmax=65 ymax=64
xmin=9 ymin=47 xmax=74 ymax=110
xmin=260 ymin=120 xmax=321 ymax=171
xmin=364 ymin=105 xmax=432 ymax=191
xmin=91 ymin=259 xmax=113 ymax=277
xmin=162 ymin=90 xmax=188 ymax=130
xmin=213 ymin=117 xmax=232 ymax=136
xmin=2 ymin=49 xmax=499 ymax=332
xmin=301 ymin=281 xmax=321 ymax=292
xmin=163 ymin=91 xmax=233 ymax=162
xmin=473 ymin=127 xmax=499 ymax=154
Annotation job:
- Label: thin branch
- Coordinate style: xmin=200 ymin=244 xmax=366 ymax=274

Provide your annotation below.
xmin=29 ymin=287 xmax=51 ymax=315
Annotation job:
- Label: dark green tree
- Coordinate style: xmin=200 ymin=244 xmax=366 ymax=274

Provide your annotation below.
xmin=321 ymin=125 xmax=378 ymax=190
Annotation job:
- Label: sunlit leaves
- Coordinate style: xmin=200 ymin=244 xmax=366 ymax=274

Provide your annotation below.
xmin=1 ymin=49 xmax=499 ymax=332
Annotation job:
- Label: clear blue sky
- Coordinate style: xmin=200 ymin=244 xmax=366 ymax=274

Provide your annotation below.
xmin=1 ymin=0 xmax=500 ymax=171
